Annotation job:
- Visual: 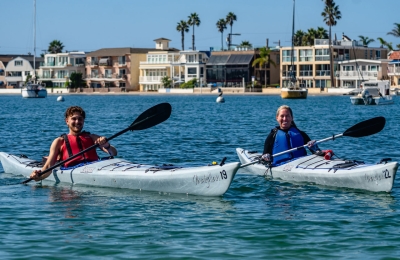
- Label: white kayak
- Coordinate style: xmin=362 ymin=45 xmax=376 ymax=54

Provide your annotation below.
xmin=236 ymin=148 xmax=398 ymax=192
xmin=0 ymin=152 xmax=240 ymax=196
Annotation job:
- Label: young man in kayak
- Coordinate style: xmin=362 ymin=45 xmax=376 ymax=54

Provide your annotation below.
xmin=30 ymin=106 xmax=117 ymax=181
xmin=262 ymin=105 xmax=318 ymax=166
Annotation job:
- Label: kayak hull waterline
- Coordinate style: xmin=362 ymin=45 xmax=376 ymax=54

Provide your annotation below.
xmin=236 ymin=148 xmax=398 ymax=192
xmin=0 ymin=152 xmax=240 ymax=196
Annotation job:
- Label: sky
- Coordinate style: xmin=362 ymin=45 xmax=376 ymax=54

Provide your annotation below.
xmin=1 ymin=0 xmax=399 ymax=55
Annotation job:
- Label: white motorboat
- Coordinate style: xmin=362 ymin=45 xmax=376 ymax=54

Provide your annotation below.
xmin=350 ymin=80 xmax=394 ymax=105
xmin=0 ymin=152 xmax=240 ymax=196
xmin=236 ymin=148 xmax=398 ymax=192
xmin=21 ymin=82 xmax=47 ymax=98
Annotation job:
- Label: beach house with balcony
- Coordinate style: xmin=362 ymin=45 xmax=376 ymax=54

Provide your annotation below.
xmin=280 ymin=36 xmax=388 ymax=89
xmin=86 ymin=47 xmax=157 ymax=92
xmin=39 ymin=52 xmax=86 ymax=88
xmin=4 ymin=56 xmax=43 ymax=88
xmin=388 ymin=51 xmax=400 ymax=88
xmin=139 ymin=38 xmax=180 ymax=91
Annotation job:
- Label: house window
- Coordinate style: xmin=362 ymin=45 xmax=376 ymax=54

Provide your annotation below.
xmin=315 ymin=49 xmax=330 ymax=61
xmin=188 ymin=67 xmax=197 ymax=75
xmin=364 ymin=50 xmax=368 ymax=59
xmin=119 ymin=69 xmax=126 ymax=75
xmin=188 ymin=55 xmax=195 ymax=63
xmin=118 ymin=56 xmax=126 ymax=65
xmin=105 ymin=69 xmax=112 ymax=78
xmin=282 ymin=50 xmax=296 ymax=62
xmin=15 ymin=60 xmax=23 ymax=66
xmin=25 ymin=71 xmax=30 ymax=76
xmin=375 ymin=50 xmax=381 ymax=59
xmin=299 ymin=49 xmax=313 ymax=61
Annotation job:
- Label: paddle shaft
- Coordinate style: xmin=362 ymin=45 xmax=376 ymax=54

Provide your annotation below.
xmin=239 ymin=133 xmax=344 ymax=168
xmin=22 ymin=113 xmax=157 ymax=184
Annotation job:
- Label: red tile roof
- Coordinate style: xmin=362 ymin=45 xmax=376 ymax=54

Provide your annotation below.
xmin=389 ymin=51 xmax=400 ymax=60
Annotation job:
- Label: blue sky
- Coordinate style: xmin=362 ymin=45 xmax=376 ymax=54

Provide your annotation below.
xmin=1 ymin=0 xmax=399 ymax=55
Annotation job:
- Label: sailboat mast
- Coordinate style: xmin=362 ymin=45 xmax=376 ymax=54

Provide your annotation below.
xmin=290 ymin=0 xmax=296 ymax=83
xmin=33 ymin=0 xmax=36 ymax=80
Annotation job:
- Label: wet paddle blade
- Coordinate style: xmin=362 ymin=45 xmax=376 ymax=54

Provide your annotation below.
xmin=343 ymin=116 xmax=385 ymax=138
xmin=129 ymin=103 xmax=172 ymax=131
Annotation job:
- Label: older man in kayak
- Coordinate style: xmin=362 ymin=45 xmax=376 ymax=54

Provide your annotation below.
xmin=262 ymin=105 xmax=319 ymax=166
xmin=30 ymin=106 xmax=117 ymax=181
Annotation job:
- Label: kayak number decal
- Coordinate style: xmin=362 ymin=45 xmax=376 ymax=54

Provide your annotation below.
xmin=283 ymin=164 xmax=293 ymax=172
xmin=81 ymin=167 xmax=95 ymax=173
xmin=193 ymin=170 xmax=228 ymax=188
xmin=220 ymin=170 xmax=228 ymax=179
xmin=365 ymin=169 xmax=391 ymax=182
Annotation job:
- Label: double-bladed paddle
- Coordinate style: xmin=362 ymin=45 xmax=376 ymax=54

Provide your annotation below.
xmin=240 ymin=116 xmax=386 ymax=168
xmin=22 ymin=102 xmax=172 ymax=184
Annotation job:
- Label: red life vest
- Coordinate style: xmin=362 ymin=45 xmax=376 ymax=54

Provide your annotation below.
xmin=60 ymin=132 xmax=99 ymax=167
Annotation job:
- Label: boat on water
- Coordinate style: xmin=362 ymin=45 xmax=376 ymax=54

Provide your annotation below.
xmin=21 ymin=0 xmax=47 ymax=99
xmin=281 ymin=0 xmax=308 ymax=99
xmin=0 ymin=152 xmax=240 ymax=196
xmin=350 ymin=80 xmax=394 ymax=105
xmin=236 ymin=148 xmax=398 ymax=192
xmin=21 ymin=82 xmax=47 ymax=98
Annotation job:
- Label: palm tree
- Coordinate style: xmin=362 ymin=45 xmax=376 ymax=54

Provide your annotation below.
xmin=294 ymin=30 xmax=305 ymax=46
xmin=377 ymin=37 xmax=394 ymax=51
xmin=252 ymin=47 xmax=277 ymax=88
xmin=321 ymin=0 xmax=341 ymax=87
xmin=176 ymin=20 xmax=189 ymax=50
xmin=47 ymin=40 xmax=64 ymax=54
xmin=303 ymin=28 xmax=318 ymax=46
xmin=188 ymin=13 xmax=201 ymax=51
xmin=387 ymin=23 xmax=400 ymax=38
xmin=239 ymin=40 xmax=252 ymax=48
xmin=225 ymin=12 xmax=237 ymax=50
xmin=216 ymin=19 xmax=227 ymax=51
xmin=358 ymin=35 xmax=375 ymax=47
xmin=316 ymin=27 xmax=328 ymax=39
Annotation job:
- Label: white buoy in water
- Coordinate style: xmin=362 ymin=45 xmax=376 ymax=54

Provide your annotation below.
xmin=57 ymin=96 xmax=65 ymax=102
xmin=216 ymin=90 xmax=225 ymax=103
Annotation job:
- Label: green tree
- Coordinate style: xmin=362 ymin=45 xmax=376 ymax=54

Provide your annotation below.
xmin=70 ymin=72 xmax=83 ymax=89
xmin=216 ymin=19 xmax=227 ymax=50
xmin=316 ymin=27 xmax=328 ymax=39
xmin=294 ymin=30 xmax=305 ymax=46
xmin=225 ymin=12 xmax=237 ymax=50
xmin=161 ymin=76 xmax=172 ymax=88
xmin=239 ymin=40 xmax=252 ymax=48
xmin=387 ymin=23 xmax=400 ymax=38
xmin=47 ymin=40 xmax=64 ymax=54
xmin=358 ymin=35 xmax=375 ymax=47
xmin=176 ymin=20 xmax=189 ymax=50
xmin=377 ymin=37 xmax=394 ymax=51
xmin=188 ymin=13 xmax=201 ymax=51
xmin=321 ymin=0 xmax=341 ymax=87
xmin=303 ymin=28 xmax=318 ymax=46
xmin=180 ymin=78 xmax=197 ymax=88
xmin=252 ymin=47 xmax=277 ymax=88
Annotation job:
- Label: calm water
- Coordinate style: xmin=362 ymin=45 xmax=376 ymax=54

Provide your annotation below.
xmin=1 ymin=94 xmax=400 ymax=259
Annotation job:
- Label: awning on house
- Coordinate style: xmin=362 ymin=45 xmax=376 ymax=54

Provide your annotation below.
xmin=206 ymin=55 xmax=230 ymax=65
xmin=226 ymin=54 xmax=253 ymax=65
xmin=99 ymin=58 xmax=109 ymax=64
xmin=389 ymin=60 xmax=400 ymax=64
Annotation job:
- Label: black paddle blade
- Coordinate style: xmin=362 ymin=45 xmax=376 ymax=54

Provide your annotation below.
xmin=343 ymin=116 xmax=385 ymax=138
xmin=129 ymin=103 xmax=172 ymax=131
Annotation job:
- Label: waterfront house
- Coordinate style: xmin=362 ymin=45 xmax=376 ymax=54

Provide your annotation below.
xmin=86 ymin=47 xmax=157 ymax=92
xmin=336 ymin=59 xmax=389 ymax=88
xmin=388 ymin=51 xmax=400 ymax=88
xmin=169 ymin=50 xmax=210 ymax=88
xmin=205 ymin=49 xmax=255 ymax=88
xmin=4 ymin=56 xmax=43 ymax=88
xmin=39 ymin=52 xmax=86 ymax=88
xmin=0 ymin=61 xmax=5 ymax=88
xmin=139 ymin=38 xmax=180 ymax=91
xmin=280 ymin=36 xmax=388 ymax=89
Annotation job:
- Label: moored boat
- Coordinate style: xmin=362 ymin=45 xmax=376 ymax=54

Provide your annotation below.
xmin=21 ymin=82 xmax=47 ymax=98
xmin=0 ymin=152 xmax=240 ymax=196
xmin=236 ymin=148 xmax=398 ymax=192
xmin=350 ymin=80 xmax=393 ymax=105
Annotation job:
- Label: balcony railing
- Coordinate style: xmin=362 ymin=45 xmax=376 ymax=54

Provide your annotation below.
xmin=315 ymin=70 xmax=331 ymax=76
xmin=388 ymin=67 xmax=400 ymax=74
xmin=139 ymin=76 xmax=163 ymax=82
xmin=299 ymin=71 xmax=313 ymax=77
